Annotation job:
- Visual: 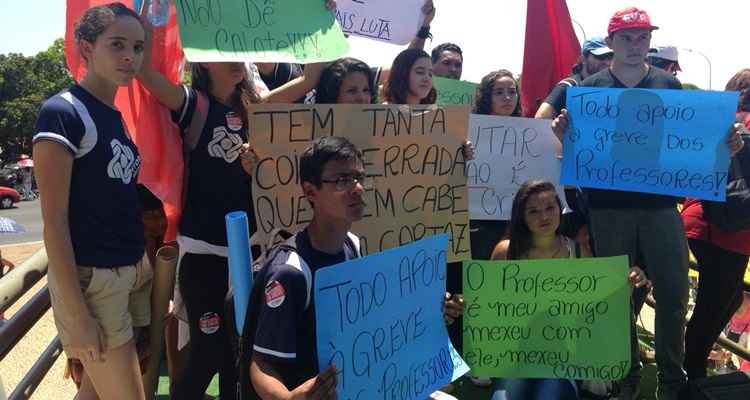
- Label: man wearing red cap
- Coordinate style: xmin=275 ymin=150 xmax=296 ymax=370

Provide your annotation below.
xmin=551 ymin=7 xmax=745 ymax=400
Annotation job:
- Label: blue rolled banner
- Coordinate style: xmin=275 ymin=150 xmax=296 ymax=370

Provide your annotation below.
xmin=225 ymin=211 xmax=254 ymax=335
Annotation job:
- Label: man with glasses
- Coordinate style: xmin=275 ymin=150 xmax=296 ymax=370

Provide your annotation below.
xmin=535 ymin=37 xmax=613 ymax=119
xmin=249 ymin=136 xmax=463 ymax=398
xmin=249 ymin=136 xmax=367 ymax=398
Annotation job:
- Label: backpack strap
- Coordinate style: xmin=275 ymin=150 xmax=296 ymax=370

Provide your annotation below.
xmin=345 ymin=232 xmax=362 ymax=258
xmin=257 ymin=231 xmax=361 ymax=311
xmin=181 ymin=90 xmax=210 ymax=208
xmin=183 ymin=90 xmax=209 ymax=152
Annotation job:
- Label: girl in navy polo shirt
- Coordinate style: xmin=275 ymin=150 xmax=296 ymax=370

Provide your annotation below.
xmin=136 ymin=12 xmax=327 ymax=399
xmin=33 ymin=4 xmax=150 ymax=399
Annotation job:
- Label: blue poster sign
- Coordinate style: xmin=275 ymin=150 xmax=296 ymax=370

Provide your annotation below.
xmin=561 ymin=87 xmax=738 ymax=200
xmin=315 ymin=234 xmax=469 ymax=399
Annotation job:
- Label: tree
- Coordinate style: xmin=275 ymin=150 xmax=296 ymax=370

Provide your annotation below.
xmin=682 ymin=83 xmax=702 ymax=90
xmin=0 ymin=38 xmax=73 ymax=160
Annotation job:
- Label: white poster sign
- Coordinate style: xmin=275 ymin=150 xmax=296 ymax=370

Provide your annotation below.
xmin=335 ymin=0 xmax=424 ymax=45
xmin=468 ymin=114 xmax=568 ymax=220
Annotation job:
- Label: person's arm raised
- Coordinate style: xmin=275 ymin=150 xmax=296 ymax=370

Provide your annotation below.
xmin=135 ymin=12 xmax=185 ymax=112
xmin=372 ymin=0 xmax=436 ymax=86
xmin=407 ymin=0 xmax=435 ymax=51
xmin=261 ymin=62 xmax=326 ymax=104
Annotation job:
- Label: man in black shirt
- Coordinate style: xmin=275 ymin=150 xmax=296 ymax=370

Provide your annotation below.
xmin=535 ymin=37 xmax=614 ymax=257
xmin=535 ymin=37 xmax=613 ymax=119
xmin=552 ymin=7 xmax=744 ymax=400
xmin=431 ymin=42 xmax=463 ymax=80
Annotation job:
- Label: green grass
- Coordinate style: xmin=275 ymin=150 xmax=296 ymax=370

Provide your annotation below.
xmin=155 ymin=326 xmax=660 ymax=399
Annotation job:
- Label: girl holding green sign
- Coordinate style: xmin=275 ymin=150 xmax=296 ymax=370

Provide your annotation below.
xmin=489 ymin=180 xmax=650 ymax=400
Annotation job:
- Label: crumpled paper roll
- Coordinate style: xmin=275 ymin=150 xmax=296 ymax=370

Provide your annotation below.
xmin=143 ymin=245 xmax=177 ymax=399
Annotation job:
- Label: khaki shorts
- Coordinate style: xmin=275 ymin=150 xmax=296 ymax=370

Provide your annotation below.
xmin=49 ymin=254 xmax=153 ymax=351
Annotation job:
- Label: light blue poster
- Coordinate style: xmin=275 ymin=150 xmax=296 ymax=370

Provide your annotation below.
xmin=315 ymin=234 xmax=469 ymax=399
xmin=560 ymin=87 xmax=738 ymax=200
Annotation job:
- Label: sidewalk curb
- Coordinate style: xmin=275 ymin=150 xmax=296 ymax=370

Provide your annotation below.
xmin=0 ymin=240 xmax=43 ymax=250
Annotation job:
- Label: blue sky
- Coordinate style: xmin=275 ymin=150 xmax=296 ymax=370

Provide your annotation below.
xmin=2 ymin=1 xmax=747 ymax=90
xmin=0 ymin=0 xmax=66 ymax=56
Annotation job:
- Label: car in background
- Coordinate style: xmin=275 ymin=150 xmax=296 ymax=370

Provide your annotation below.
xmin=0 ymin=186 xmax=20 ymax=209
xmin=0 ymin=167 xmax=17 ymax=188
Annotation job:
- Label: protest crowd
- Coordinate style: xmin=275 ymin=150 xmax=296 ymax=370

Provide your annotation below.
xmin=28 ymin=1 xmax=750 ymax=399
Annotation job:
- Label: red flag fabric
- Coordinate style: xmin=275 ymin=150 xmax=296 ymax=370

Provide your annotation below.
xmin=65 ymin=0 xmax=184 ymax=241
xmin=520 ymin=0 xmax=581 ymax=117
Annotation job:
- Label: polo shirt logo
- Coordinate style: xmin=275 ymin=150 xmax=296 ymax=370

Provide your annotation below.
xmin=107 ymin=138 xmax=139 ymax=184
xmin=208 ymin=126 xmax=243 ymax=163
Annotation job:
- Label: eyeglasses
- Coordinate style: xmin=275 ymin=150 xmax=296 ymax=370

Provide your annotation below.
xmin=320 ymin=173 xmax=374 ymax=191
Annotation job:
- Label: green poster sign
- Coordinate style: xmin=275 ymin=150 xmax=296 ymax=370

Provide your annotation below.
xmin=462 ymin=256 xmax=631 ymax=380
xmin=175 ymin=0 xmax=349 ymax=63
xmin=434 ymin=77 xmax=478 ymax=106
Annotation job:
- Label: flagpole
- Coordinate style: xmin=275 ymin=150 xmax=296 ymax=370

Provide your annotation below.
xmin=681 ymin=47 xmax=712 ymax=90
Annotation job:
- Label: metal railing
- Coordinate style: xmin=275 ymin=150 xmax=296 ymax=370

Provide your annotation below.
xmin=644 ymin=284 xmax=750 ymax=364
xmin=0 ymin=249 xmax=62 ymax=400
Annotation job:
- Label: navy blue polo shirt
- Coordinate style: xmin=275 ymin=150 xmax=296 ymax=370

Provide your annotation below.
xmin=172 ymin=86 xmax=255 ymax=246
xmin=252 ymin=229 xmax=359 ymax=389
xmin=33 ymin=85 xmax=144 ymax=267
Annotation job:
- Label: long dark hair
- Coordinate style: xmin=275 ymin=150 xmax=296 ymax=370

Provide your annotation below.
xmin=726 ymin=68 xmax=750 ymax=113
xmin=383 ymin=49 xmax=437 ymax=104
xmin=316 ymin=57 xmax=376 ymax=104
xmin=190 ymin=63 xmax=259 ymax=128
xmin=473 ymin=69 xmax=522 ymax=116
xmin=506 ymin=180 xmax=562 ymax=260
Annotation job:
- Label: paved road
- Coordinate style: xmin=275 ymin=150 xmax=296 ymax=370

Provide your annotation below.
xmin=0 ymin=199 xmax=42 ymax=245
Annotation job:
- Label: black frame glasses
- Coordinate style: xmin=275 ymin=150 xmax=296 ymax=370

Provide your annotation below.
xmin=320 ymin=173 xmax=374 ymax=191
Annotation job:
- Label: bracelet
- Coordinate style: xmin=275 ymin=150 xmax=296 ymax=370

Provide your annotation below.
xmin=417 ymin=25 xmax=431 ymax=39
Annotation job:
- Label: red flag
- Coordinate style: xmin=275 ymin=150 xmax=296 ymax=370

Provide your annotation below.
xmin=65 ymin=0 xmax=184 ymax=241
xmin=520 ymin=0 xmax=581 ymax=117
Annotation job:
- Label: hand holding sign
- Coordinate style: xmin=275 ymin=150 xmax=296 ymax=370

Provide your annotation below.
xmin=315 ymin=235 xmax=468 ymax=399
xmin=462 ymin=256 xmax=631 ymax=380
xmin=560 ymin=88 xmax=739 ymax=200
xmin=290 ymin=365 xmax=338 ymax=400
xmin=728 ymin=122 xmax=746 ymax=155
